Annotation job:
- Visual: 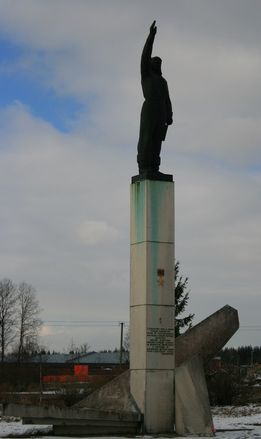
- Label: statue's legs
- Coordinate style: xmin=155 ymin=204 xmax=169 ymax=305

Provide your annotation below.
xmin=137 ymin=103 xmax=163 ymax=175
xmin=151 ymin=137 xmax=161 ymax=171
xmin=137 ymin=138 xmax=162 ymax=175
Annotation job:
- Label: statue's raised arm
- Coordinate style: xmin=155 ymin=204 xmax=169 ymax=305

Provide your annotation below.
xmin=141 ymin=21 xmax=157 ymax=79
xmin=136 ymin=21 xmax=173 ymax=179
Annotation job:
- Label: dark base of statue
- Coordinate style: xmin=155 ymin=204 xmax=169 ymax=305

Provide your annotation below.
xmin=132 ymin=170 xmax=173 ymax=183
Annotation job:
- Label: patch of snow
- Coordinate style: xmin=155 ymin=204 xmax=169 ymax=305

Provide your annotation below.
xmin=0 ymin=419 xmax=52 ymax=437
xmin=212 ymin=405 xmax=261 ymax=439
xmin=212 ymin=404 xmax=261 ymax=417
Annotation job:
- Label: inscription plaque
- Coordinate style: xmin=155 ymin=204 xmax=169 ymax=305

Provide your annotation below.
xmin=146 ymin=327 xmax=174 ymax=355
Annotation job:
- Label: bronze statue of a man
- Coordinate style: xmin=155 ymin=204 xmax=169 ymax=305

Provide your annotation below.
xmin=137 ymin=21 xmax=173 ymax=178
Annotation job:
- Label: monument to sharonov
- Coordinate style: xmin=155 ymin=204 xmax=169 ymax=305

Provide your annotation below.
xmin=130 ymin=20 xmax=175 ymax=433
xmin=129 ymin=21 xmax=239 ymax=436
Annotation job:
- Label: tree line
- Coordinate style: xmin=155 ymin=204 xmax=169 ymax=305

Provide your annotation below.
xmin=0 ymin=279 xmax=42 ymax=363
xmin=221 ymin=346 xmax=261 ymax=365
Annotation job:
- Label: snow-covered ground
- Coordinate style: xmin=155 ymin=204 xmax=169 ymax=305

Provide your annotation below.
xmin=212 ymin=405 xmax=261 ymax=438
xmin=0 ymin=405 xmax=261 ymax=438
xmin=0 ymin=416 xmax=52 ymax=437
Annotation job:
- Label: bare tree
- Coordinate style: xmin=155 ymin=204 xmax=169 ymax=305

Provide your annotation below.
xmin=0 ymin=279 xmax=17 ymax=362
xmin=66 ymin=339 xmax=90 ymax=357
xmin=78 ymin=343 xmax=90 ymax=355
xmin=16 ymin=282 xmax=42 ymax=362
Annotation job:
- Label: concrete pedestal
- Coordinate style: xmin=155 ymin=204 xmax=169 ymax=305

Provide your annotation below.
xmin=130 ymin=179 xmax=175 ymax=433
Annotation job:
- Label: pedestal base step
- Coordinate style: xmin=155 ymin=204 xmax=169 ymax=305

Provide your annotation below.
xmin=4 ymin=402 xmax=142 ymax=437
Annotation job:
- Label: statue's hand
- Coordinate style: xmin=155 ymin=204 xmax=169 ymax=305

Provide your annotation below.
xmin=150 ymin=20 xmax=157 ymax=36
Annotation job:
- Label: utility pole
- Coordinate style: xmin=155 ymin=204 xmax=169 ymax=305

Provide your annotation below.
xmin=39 ymin=352 xmax=43 ymax=405
xmin=119 ymin=322 xmax=124 ymax=367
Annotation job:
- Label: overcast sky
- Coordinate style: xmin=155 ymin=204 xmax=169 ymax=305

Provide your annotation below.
xmin=0 ymin=0 xmax=260 ymax=352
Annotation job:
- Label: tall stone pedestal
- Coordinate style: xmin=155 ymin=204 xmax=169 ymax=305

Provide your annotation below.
xmin=130 ymin=179 xmax=175 ymax=433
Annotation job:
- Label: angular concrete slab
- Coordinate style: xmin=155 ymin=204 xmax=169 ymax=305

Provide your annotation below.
xmin=74 ymin=370 xmax=139 ymax=413
xmin=176 ymin=305 xmax=239 ymax=367
xmin=175 ymin=355 xmax=214 ymax=436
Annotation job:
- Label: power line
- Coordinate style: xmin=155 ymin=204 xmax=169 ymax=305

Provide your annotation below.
xmin=43 ymin=320 xmax=128 ymax=327
xmin=42 ymin=320 xmax=261 ymax=330
xmin=238 ymin=328 xmax=261 ymax=331
xmin=240 ymin=325 xmax=261 ymax=328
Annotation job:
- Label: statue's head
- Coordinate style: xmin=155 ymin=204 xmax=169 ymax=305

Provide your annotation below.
xmin=150 ymin=56 xmax=162 ymax=74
